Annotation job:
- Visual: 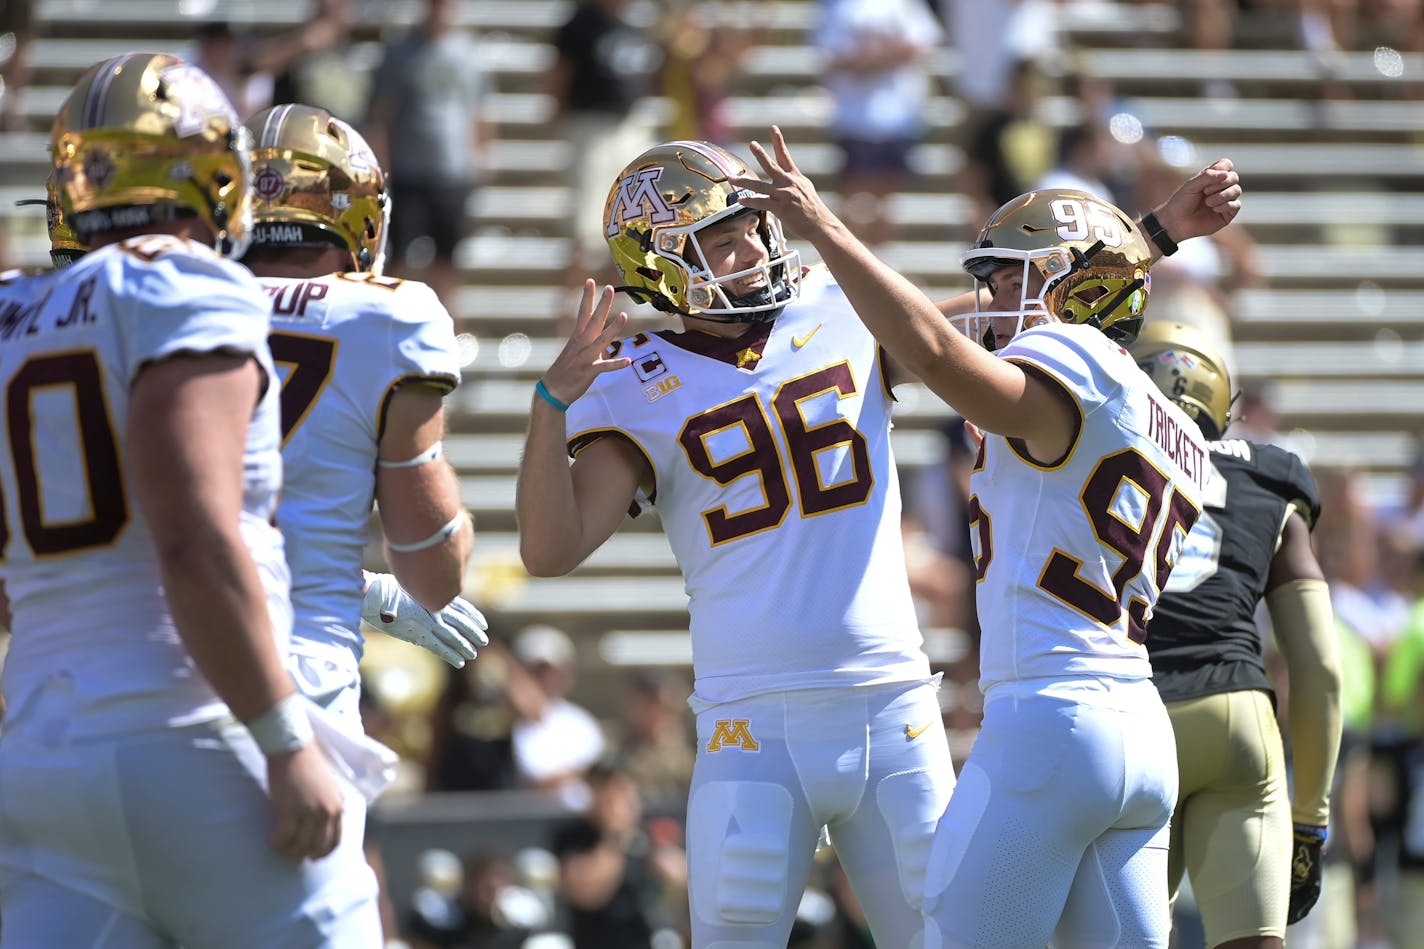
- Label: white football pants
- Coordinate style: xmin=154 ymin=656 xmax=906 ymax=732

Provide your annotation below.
xmin=922 ymin=676 xmax=1178 ymax=949
xmin=0 ymin=675 xmax=382 ymax=948
xmin=686 ymin=678 xmax=953 ymax=949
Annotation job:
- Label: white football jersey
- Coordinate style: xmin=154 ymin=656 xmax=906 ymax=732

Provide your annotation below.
xmin=566 ymin=266 xmax=929 ymax=704
xmin=262 ymin=272 xmax=460 ymax=666
xmin=969 ymin=322 xmax=1208 ymax=692
xmin=0 ymin=237 xmax=285 ymax=734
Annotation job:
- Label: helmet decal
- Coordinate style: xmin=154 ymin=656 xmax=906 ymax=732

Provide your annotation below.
xmin=607 ymin=167 xmax=677 ymax=239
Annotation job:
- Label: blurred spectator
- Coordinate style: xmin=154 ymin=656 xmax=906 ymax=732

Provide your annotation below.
xmin=938 ymin=0 xmax=1060 ymax=123
xmin=550 ymin=0 xmax=660 ymax=295
xmin=813 ymin=0 xmax=944 ymax=248
xmin=1131 ymin=143 xmax=1265 ymax=379
xmin=188 ymin=21 xmax=274 ymax=119
xmin=425 ymin=644 xmax=523 ymax=793
xmin=366 ymin=0 xmax=494 ymax=309
xmin=904 ymin=417 xmax=978 ymax=634
xmin=269 ymin=0 xmax=368 ymax=124
xmin=1381 ymin=446 xmax=1424 ymax=555
xmin=551 ymin=761 xmax=687 ymax=949
xmin=658 ymin=0 xmax=761 ymax=147
xmin=607 ymin=669 xmax=695 ymax=808
xmin=959 ymin=58 xmax=1057 ymax=232
xmin=407 ymin=848 xmax=552 ymax=949
xmin=1315 ymin=467 xmax=1411 ymax=665
xmin=510 ymin=625 xmax=606 ymax=808
xmin=0 ymin=0 xmax=34 ymax=131
xmin=1034 ymin=120 xmax=1120 ymax=203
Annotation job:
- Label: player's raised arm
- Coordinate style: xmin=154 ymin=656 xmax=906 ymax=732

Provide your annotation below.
xmin=731 ymin=126 xmax=1075 ymax=456
xmin=516 ymin=281 xmax=641 ymax=577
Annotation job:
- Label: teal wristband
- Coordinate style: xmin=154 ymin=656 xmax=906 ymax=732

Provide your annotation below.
xmin=534 ymin=379 xmax=569 ymax=412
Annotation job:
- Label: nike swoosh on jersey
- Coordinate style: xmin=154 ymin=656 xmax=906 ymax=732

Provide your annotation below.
xmin=792 ymin=324 xmax=823 ymax=349
xmin=905 ymin=721 xmax=933 ymax=740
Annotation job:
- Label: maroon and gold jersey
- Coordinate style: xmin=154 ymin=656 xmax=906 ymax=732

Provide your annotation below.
xmin=566 ymin=266 xmax=930 ymax=704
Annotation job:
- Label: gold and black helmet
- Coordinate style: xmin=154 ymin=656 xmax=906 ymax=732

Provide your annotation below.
xmin=959 ymin=188 xmax=1153 ymax=347
xmin=603 ymin=140 xmax=800 ymax=323
xmin=1130 ymin=320 xmax=1234 ymax=440
xmin=50 ymin=53 xmax=251 ymax=257
xmin=244 ymin=103 xmax=389 ymax=272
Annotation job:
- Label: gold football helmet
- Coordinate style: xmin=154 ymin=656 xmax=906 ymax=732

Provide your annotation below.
xmin=50 ymin=53 xmax=251 ymax=257
xmin=244 ymin=103 xmax=389 ymax=272
xmin=604 ymin=140 xmax=800 ymax=322
xmin=959 ymin=188 xmax=1152 ymax=349
xmin=1130 ymin=321 xmax=1234 ymax=440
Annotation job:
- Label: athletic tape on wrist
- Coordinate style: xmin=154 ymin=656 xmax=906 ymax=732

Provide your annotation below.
xmin=386 ymin=510 xmax=470 ymax=553
xmin=246 ymin=692 xmax=314 ymax=756
xmin=377 ymin=441 xmax=443 ymax=469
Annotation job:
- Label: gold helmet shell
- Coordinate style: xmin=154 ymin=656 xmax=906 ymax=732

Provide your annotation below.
xmin=50 ymin=53 xmax=251 ymax=258
xmin=959 ymin=188 xmax=1152 ymax=348
xmin=1130 ymin=320 xmax=1234 ymax=440
xmin=603 ymin=140 xmax=800 ymax=322
xmin=244 ymin=103 xmax=390 ymax=272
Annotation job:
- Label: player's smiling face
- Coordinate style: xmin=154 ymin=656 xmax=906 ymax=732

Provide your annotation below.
xmin=691 ymin=212 xmax=769 ymax=295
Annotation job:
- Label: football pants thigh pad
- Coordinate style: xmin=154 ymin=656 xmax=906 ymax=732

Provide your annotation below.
xmin=688 ymin=780 xmax=802 ymax=929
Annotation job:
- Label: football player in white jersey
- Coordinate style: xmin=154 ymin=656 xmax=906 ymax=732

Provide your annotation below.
xmin=0 ymin=54 xmax=379 ymax=947
xmin=517 ymin=139 xmax=954 ymax=947
xmin=736 ymin=127 xmax=1242 ymax=947
xmin=239 ymin=104 xmax=484 ymax=767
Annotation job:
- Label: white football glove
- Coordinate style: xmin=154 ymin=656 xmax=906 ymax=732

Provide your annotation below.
xmin=361 ymin=571 xmax=489 ymax=668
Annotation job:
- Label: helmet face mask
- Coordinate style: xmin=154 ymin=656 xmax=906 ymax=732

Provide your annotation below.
xmin=1129 ymin=321 xmax=1234 ymax=440
xmin=957 ymin=189 xmax=1152 ymax=350
xmin=604 ymin=141 xmax=800 ymax=323
xmin=50 ymin=54 xmax=252 ymax=258
xmin=244 ymin=104 xmax=390 ymax=272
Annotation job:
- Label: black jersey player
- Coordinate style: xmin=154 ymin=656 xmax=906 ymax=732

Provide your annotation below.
xmin=1132 ymin=321 xmax=1344 ymax=949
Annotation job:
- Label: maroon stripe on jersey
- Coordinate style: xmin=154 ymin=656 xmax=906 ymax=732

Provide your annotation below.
xmin=654 ymin=324 xmax=772 ymax=370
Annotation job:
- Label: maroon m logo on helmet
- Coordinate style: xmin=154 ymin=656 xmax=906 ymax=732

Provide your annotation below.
xmin=607 ymin=167 xmax=676 ymax=238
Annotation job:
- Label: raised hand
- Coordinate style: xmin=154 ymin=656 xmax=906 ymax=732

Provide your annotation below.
xmin=1155 ymin=158 xmax=1243 ymax=242
xmin=540 ymin=281 xmax=633 ymax=408
xmin=730 ymin=126 xmax=840 ymax=242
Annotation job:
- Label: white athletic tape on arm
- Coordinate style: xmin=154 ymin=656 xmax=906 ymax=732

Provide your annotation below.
xmin=386 ymin=510 xmax=470 ymax=553
xmin=246 ymin=692 xmax=315 ymax=756
xmin=377 ymin=441 xmax=442 ymax=469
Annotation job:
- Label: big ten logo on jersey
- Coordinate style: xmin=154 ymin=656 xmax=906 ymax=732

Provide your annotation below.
xmin=264 ymin=280 xmax=328 ymax=320
xmin=634 ymin=349 xmax=682 ymax=403
xmin=607 ymin=167 xmax=675 ymax=238
xmin=707 ymin=719 xmax=760 ymax=753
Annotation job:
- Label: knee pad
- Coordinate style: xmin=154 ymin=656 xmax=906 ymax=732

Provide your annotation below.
xmin=688 ymin=781 xmax=797 ymax=928
xmin=875 ymin=768 xmax=951 ymax=909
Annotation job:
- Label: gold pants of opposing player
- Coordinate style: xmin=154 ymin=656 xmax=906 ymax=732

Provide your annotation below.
xmin=1168 ymin=689 xmax=1291 ymax=946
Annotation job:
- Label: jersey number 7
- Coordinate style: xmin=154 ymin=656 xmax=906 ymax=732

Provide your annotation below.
xmin=268 ymin=331 xmax=337 ymax=443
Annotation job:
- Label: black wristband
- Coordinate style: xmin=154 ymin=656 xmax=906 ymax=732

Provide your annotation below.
xmin=1141 ymin=211 xmax=1179 ymax=257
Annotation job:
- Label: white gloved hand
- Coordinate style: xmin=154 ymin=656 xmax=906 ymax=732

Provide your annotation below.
xmin=361 ymin=572 xmax=489 ymax=668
